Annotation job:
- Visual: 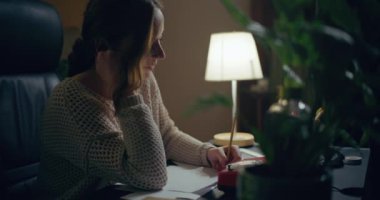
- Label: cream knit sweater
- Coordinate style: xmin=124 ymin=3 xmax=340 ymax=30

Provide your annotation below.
xmin=38 ymin=73 xmax=214 ymax=199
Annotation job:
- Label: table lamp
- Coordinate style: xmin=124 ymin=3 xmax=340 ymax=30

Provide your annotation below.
xmin=205 ymin=32 xmax=263 ymax=147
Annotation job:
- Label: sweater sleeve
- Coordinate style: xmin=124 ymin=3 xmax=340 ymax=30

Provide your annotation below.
xmin=148 ymin=75 xmax=215 ymax=167
xmin=64 ymin=91 xmax=167 ymax=190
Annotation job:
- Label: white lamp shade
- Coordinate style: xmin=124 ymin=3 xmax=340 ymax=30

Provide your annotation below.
xmin=205 ymin=32 xmax=263 ymax=81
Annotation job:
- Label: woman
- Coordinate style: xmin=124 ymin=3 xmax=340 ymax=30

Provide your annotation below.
xmin=38 ymin=0 xmax=241 ymax=199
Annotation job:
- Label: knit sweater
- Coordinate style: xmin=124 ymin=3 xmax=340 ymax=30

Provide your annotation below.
xmin=38 ymin=73 xmax=214 ymax=199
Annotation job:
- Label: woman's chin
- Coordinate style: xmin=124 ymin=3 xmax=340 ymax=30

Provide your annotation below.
xmin=142 ymin=70 xmax=152 ymax=79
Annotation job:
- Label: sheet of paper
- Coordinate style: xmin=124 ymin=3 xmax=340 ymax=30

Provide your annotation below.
xmin=121 ymin=190 xmax=200 ymax=200
xmin=119 ymin=163 xmax=217 ymax=199
xmin=163 ymin=162 xmax=217 ymax=193
xmin=240 ymin=148 xmax=264 ymax=159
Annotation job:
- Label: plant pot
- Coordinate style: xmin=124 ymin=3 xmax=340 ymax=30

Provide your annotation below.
xmin=237 ymin=165 xmax=332 ymax=200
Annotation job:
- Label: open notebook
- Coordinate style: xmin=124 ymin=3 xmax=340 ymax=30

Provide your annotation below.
xmin=119 ymin=162 xmax=216 ymax=200
xmin=119 ymin=148 xmax=263 ymax=200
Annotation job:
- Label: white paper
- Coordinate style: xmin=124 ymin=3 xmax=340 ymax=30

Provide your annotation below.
xmin=119 ymin=149 xmax=264 ymax=200
xmin=240 ymin=148 xmax=264 ymax=159
xmin=163 ymin=162 xmax=217 ymax=193
xmin=119 ymin=163 xmax=217 ymax=199
xmin=121 ymin=190 xmax=200 ymax=200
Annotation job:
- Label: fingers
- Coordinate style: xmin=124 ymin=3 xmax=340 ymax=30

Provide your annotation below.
xmin=211 ymin=160 xmax=225 ymax=171
xmin=207 ymin=147 xmax=228 ymax=171
xmin=222 ymin=145 xmax=242 ymax=163
xmin=229 ymin=145 xmax=242 ymax=163
xmin=207 ymin=146 xmax=243 ymax=171
xmin=213 ymin=148 xmax=227 ymax=170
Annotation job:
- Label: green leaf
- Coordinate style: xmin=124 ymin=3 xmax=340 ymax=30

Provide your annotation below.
xmin=283 ymin=65 xmax=304 ymax=88
xmin=318 ymin=0 xmax=361 ymax=35
xmin=219 ymin=0 xmax=250 ymax=27
xmin=183 ymin=93 xmax=232 ymax=117
xmin=219 ymin=0 xmax=274 ymax=45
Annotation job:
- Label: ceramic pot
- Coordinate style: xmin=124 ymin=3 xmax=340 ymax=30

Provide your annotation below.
xmin=237 ymin=165 xmax=332 ymax=200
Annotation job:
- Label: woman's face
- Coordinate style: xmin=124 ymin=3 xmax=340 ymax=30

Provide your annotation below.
xmin=140 ymin=8 xmax=166 ymax=78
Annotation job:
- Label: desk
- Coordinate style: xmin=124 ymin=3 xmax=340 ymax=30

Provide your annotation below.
xmin=201 ymin=147 xmax=369 ymax=200
xmin=332 ymin=147 xmax=369 ymax=200
xmin=93 ymin=147 xmax=369 ymax=200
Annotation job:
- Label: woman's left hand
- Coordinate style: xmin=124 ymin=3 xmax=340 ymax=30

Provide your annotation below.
xmin=207 ymin=145 xmax=241 ymax=171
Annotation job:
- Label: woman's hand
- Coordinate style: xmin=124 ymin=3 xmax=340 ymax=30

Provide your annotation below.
xmin=207 ymin=145 xmax=241 ymax=171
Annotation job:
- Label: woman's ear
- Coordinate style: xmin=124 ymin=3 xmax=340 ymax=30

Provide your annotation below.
xmin=96 ymin=49 xmax=119 ymax=66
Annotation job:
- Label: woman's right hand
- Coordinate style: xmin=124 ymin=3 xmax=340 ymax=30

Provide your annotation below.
xmin=207 ymin=145 xmax=241 ymax=171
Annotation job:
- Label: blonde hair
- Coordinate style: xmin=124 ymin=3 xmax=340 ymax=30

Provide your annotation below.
xmin=113 ymin=1 xmax=161 ymax=113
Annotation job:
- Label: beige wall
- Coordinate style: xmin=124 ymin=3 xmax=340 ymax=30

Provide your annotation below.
xmin=45 ymin=0 xmax=251 ymax=142
xmin=45 ymin=0 xmax=87 ymax=28
xmin=158 ymin=0 xmax=250 ymax=141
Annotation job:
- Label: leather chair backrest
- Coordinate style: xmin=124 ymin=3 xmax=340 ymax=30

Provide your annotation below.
xmin=0 ymin=0 xmax=63 ymax=198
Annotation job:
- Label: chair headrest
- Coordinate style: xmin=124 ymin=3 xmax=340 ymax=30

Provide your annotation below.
xmin=0 ymin=0 xmax=63 ymax=74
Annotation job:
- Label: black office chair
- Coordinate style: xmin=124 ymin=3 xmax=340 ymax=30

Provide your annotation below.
xmin=0 ymin=0 xmax=63 ymax=199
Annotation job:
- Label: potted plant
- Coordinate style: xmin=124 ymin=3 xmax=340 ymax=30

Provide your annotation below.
xmin=219 ymin=0 xmax=380 ymax=199
xmin=238 ymin=66 xmax=334 ymax=200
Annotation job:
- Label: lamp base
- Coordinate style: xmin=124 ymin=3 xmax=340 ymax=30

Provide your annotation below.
xmin=213 ymin=132 xmax=254 ymax=147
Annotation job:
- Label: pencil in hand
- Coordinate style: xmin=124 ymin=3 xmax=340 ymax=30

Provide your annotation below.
xmin=226 ymin=115 xmax=238 ymax=162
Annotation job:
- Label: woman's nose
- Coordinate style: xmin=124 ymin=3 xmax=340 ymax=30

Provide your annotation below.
xmin=151 ymin=42 xmax=166 ymax=59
